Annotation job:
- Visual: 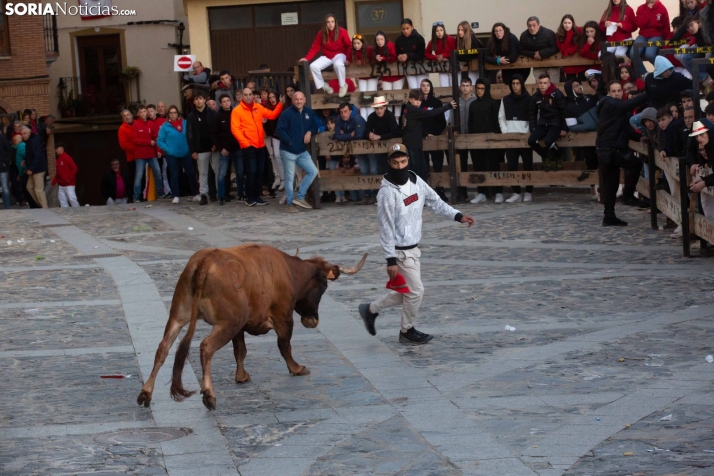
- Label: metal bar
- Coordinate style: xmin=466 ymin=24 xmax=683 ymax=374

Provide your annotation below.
xmin=631 ymin=44 xmax=643 ymax=79
xmin=679 ymin=157 xmax=690 ymax=257
xmin=448 ymin=126 xmax=457 ymax=201
xmin=648 ymin=141 xmax=657 ymax=229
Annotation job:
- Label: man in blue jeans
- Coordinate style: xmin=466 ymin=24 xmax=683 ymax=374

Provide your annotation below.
xmin=276 ymin=91 xmax=318 ymax=210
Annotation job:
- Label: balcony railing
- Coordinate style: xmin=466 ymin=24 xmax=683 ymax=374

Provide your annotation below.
xmin=44 ymin=14 xmax=58 ymax=55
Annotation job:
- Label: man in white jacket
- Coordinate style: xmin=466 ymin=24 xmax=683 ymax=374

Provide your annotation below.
xmin=359 ymin=144 xmax=475 ymax=344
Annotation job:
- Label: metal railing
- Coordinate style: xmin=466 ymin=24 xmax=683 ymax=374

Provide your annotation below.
xmin=44 ymin=14 xmax=58 ymax=55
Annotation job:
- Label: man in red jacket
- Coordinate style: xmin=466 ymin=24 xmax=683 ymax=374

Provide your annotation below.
xmin=631 ymin=0 xmax=671 ymax=77
xmin=52 ymin=142 xmax=80 ymax=207
xmin=131 ymin=105 xmax=165 ymax=202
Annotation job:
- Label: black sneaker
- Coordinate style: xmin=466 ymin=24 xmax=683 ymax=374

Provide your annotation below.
xmin=219 ymin=198 xmax=225 ymax=206
xmin=236 ymin=196 xmax=245 ymax=202
xmin=255 ymin=197 xmax=268 ymax=206
xmin=603 ymin=214 xmax=628 ymax=226
xmin=399 ymin=327 xmax=433 ymax=344
xmin=209 ymin=196 xmax=218 ymax=202
xmin=620 ymin=196 xmax=639 ymax=207
xmin=224 ymin=195 xmax=233 ymax=203
xmin=637 ymin=197 xmax=650 ymax=209
xmin=358 ymin=303 xmax=378 ymax=336
xmin=161 ymin=193 xmax=172 ymax=199
xmin=245 ymin=199 xmax=256 ymax=207
xmin=199 ymin=195 xmax=208 ymax=206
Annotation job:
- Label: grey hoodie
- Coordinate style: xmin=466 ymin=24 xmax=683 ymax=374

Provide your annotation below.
xmin=449 ymin=94 xmax=476 ymax=134
xmin=640 ymin=107 xmax=660 ymax=149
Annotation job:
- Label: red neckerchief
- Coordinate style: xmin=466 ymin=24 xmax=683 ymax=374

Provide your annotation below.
xmin=169 ymin=119 xmax=183 ymax=132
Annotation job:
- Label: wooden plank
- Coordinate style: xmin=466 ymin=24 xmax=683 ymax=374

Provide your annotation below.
xmin=484 ymin=53 xmax=599 ymax=71
xmin=499 ymin=161 xmax=587 ymax=171
xmin=310 ymin=83 xmax=595 ymax=109
xmin=319 ymin=60 xmax=472 ymax=81
xmin=655 ymin=155 xmax=679 ymax=179
xmin=692 ymin=212 xmax=714 ymax=245
xmin=628 ymin=140 xmax=648 ymax=156
xmin=656 ymin=189 xmax=682 ymax=225
xmin=454 ymin=131 xmax=597 ymax=150
xmin=636 ymin=176 xmax=650 ymax=199
xmin=318 ymin=171 xmax=449 ymax=191
xmin=315 ymin=131 xmax=597 ymax=155
xmin=458 ymin=170 xmax=598 ymax=187
xmin=695 ymin=167 xmax=714 ymax=198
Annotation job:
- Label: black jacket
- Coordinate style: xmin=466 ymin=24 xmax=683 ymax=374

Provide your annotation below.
xmin=596 ymin=94 xmax=649 ymax=150
xmin=529 ymin=85 xmax=567 ymax=130
xmin=501 ymin=74 xmax=531 ymax=121
xmin=365 ymin=109 xmax=401 ymax=140
xmin=395 ymin=29 xmax=426 ymax=61
xmin=659 ymin=118 xmax=690 ymax=159
xmin=644 ymin=71 xmax=693 ymax=110
xmin=564 ymin=80 xmax=597 ymax=119
xmin=186 ymin=107 xmax=216 ymax=154
xmin=457 ymin=33 xmax=485 ymax=62
xmin=0 ymin=133 xmax=11 ymax=174
xmin=519 ymin=26 xmax=559 ymax=59
xmin=24 ymin=133 xmax=47 ymax=174
xmin=101 ymin=169 xmax=132 ymax=201
xmin=400 ymin=102 xmax=452 ymax=150
xmin=420 ymin=79 xmax=447 ymax=137
xmin=210 ymin=107 xmax=240 ymax=152
xmin=468 ymin=79 xmax=500 ymax=133
xmin=483 ymin=32 xmax=520 ymax=65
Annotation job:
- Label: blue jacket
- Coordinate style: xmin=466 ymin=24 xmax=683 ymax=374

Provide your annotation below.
xmin=334 ymin=106 xmax=366 ymax=141
xmin=157 ymin=120 xmax=189 ymax=158
xmin=276 ymin=104 xmax=318 ymax=155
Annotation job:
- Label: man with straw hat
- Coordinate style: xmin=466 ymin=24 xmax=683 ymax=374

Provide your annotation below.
xmin=358 ymin=144 xmax=475 ymax=344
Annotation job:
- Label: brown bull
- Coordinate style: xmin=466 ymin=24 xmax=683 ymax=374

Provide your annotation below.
xmin=136 ymin=244 xmax=366 ymax=410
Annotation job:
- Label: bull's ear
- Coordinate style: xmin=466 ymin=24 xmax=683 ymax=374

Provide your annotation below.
xmin=326 ymin=266 xmax=339 ymax=280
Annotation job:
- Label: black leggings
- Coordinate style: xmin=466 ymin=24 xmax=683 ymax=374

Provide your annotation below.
xmin=505 ymin=148 xmax=534 ymax=193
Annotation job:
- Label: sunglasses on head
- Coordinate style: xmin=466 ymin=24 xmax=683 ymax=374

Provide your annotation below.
xmin=433 ymin=22 xmax=444 ymax=26
xmin=353 ymin=34 xmax=363 ymax=40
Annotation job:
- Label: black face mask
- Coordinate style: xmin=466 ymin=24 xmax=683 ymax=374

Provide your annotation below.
xmin=386 ymin=165 xmax=410 ymax=185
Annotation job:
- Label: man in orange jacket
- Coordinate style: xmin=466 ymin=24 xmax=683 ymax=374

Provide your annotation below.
xmin=230 ymin=87 xmax=283 ymax=206
xmin=117 ymin=109 xmax=135 ymax=201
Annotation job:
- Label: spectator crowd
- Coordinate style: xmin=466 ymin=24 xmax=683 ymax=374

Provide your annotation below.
xmin=2 ymin=0 xmax=714 ymax=228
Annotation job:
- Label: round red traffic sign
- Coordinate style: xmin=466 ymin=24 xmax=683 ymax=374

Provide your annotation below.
xmin=177 ymin=56 xmax=193 ymax=70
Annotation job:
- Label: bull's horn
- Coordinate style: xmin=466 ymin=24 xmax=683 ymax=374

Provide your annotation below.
xmin=295 ymin=248 xmax=300 ymax=257
xmin=339 ymin=253 xmax=368 ymax=275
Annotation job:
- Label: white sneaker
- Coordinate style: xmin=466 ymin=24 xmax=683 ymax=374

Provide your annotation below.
xmin=494 ymin=193 xmax=504 ymax=204
xmin=192 ymin=194 xmax=201 ymax=202
xmin=671 ymin=225 xmax=682 ymax=238
xmin=279 ymin=195 xmax=287 ymax=205
xmin=272 ymin=177 xmax=281 ymax=189
xmin=704 ymin=76 xmax=713 ymax=87
xmin=523 ymin=192 xmax=533 ymax=202
xmin=505 ymin=193 xmax=522 ymax=203
xmin=616 ymin=184 xmax=624 ymax=199
xmin=172 ymin=197 xmax=179 ymax=204
xmin=323 ymin=85 xmax=334 ymax=95
xmin=338 ymin=83 xmax=349 ymax=97
xmin=470 ymin=193 xmax=487 ymax=204
xmin=278 ymin=180 xmax=285 ymax=191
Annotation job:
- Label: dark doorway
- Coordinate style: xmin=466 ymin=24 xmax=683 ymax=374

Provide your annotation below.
xmin=77 ymin=34 xmax=125 ymax=116
xmin=209 ymin=1 xmax=346 ymax=77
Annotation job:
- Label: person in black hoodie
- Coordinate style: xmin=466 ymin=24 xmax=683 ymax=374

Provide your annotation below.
xmin=520 ymin=17 xmax=561 ymax=82
xmin=483 ymin=23 xmax=529 ymax=85
xmin=420 ymin=78 xmax=449 ymax=201
xmin=395 ymin=19 xmax=427 ymax=89
xmin=468 ymin=78 xmax=503 ymax=203
xmin=498 ymin=74 xmax=533 ymax=203
xmin=366 ymin=96 xmax=401 ymax=175
xmin=186 ymin=91 xmax=218 ymax=205
xmin=400 ymin=89 xmax=456 ymax=181
xmin=528 ymin=74 xmax=567 ymax=171
xmin=21 ymin=127 xmax=48 ymax=208
xmin=564 ymin=79 xmax=599 ymax=172
xmin=596 ymin=80 xmax=649 ymax=226
xmin=210 ymin=95 xmax=243 ymax=205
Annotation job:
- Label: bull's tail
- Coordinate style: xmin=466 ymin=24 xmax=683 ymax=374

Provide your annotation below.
xmin=170 ymin=256 xmax=211 ymax=401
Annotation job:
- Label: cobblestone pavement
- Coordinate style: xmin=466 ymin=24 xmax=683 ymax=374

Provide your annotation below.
xmin=1 ymin=191 xmax=714 ymax=475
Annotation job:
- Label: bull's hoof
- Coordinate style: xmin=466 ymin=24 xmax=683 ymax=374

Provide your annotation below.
xmin=202 ymin=393 xmax=217 ymax=410
xmin=137 ymin=390 xmax=152 ymax=408
xmin=301 ymin=316 xmax=318 ymax=328
xmin=235 ymin=372 xmax=251 ymax=384
xmin=291 ymin=366 xmax=310 ymax=376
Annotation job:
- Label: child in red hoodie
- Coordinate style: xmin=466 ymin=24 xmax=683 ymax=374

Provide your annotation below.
xmin=52 ymin=142 xmax=79 ymax=207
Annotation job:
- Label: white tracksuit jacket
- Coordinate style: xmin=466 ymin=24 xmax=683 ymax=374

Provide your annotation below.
xmin=377 ymin=171 xmax=463 ymax=262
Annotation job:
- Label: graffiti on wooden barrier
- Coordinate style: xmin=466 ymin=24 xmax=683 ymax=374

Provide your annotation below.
xmin=366 ymin=60 xmax=453 ymax=78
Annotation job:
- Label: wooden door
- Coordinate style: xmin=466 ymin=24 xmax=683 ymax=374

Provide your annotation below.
xmin=77 ymin=35 xmax=124 ymax=115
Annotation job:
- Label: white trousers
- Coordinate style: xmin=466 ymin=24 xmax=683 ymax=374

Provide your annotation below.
xmin=438 ymin=73 xmax=452 ymax=87
xmin=606 ymin=46 xmax=629 ymax=57
xmin=359 ymin=78 xmax=379 ymax=120
xmin=106 ymin=197 xmax=127 ymax=206
xmin=310 ymin=54 xmax=346 ymax=89
xmin=197 ymin=151 xmax=219 ymax=196
xmin=533 ymin=67 xmax=560 ymax=83
xmin=369 ymin=248 xmax=425 ymax=332
xmin=264 ymin=136 xmax=285 ymax=183
xmin=466 ymin=71 xmax=479 ymax=85
xmin=406 ymin=74 xmax=429 ymax=89
xmin=58 ymin=185 xmax=79 ymax=207
xmin=381 ymin=78 xmax=405 ymax=117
